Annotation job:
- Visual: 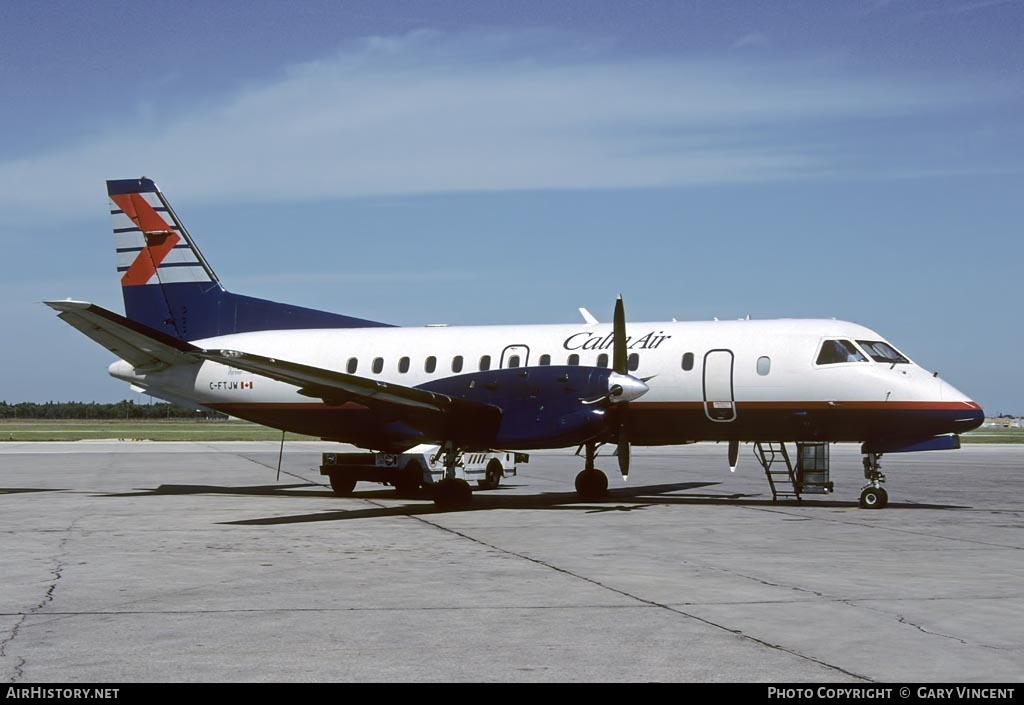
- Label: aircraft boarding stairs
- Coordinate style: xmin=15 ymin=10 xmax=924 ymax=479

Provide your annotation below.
xmin=753 ymin=441 xmax=834 ymax=502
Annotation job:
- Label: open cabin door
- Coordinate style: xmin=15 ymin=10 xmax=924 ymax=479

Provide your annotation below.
xmin=703 ymin=349 xmax=737 ymax=422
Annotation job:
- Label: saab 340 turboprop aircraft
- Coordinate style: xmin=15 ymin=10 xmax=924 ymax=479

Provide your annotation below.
xmin=47 ymin=177 xmax=985 ymax=509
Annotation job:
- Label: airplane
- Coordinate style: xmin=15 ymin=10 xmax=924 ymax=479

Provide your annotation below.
xmin=47 ymin=177 xmax=985 ymax=510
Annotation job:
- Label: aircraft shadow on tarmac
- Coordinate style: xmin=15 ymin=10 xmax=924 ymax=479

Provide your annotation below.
xmin=0 ymin=487 xmax=65 ymax=495
xmin=88 ymin=481 xmax=967 ymax=525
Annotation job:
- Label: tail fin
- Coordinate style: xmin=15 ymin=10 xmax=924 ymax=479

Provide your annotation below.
xmin=108 ymin=177 xmax=390 ymax=341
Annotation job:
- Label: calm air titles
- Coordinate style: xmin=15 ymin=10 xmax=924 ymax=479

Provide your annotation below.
xmin=563 ymin=330 xmax=672 ymax=351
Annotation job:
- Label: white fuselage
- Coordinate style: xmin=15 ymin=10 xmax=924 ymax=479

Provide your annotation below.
xmin=111 ymin=317 xmax=982 ymax=450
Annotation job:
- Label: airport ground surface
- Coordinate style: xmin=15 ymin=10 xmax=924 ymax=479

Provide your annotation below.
xmin=1 ymin=442 xmax=1021 ymax=683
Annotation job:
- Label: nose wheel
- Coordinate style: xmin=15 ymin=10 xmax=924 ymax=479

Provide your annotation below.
xmin=859 ymin=485 xmax=888 ymax=509
xmin=860 ymin=453 xmax=888 ymax=509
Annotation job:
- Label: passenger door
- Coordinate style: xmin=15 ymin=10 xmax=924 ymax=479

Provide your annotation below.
xmin=500 ymin=345 xmax=530 ymax=369
xmin=703 ymin=349 xmax=737 ymax=422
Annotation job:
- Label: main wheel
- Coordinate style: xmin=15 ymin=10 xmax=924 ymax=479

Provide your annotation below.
xmin=393 ymin=460 xmax=422 ymax=497
xmin=329 ymin=473 xmax=357 ymax=497
xmin=477 ymin=459 xmax=503 ymax=490
xmin=860 ymin=486 xmax=888 ymax=509
xmin=433 ymin=478 xmax=473 ymax=510
xmin=575 ymin=469 xmax=609 ymax=499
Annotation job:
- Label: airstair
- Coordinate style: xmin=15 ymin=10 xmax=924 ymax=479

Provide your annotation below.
xmin=754 ymin=442 xmax=801 ymax=501
xmin=753 ymin=441 xmax=834 ymax=502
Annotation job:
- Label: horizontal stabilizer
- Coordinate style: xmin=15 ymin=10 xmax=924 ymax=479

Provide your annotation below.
xmin=45 ymin=300 xmax=200 ymax=370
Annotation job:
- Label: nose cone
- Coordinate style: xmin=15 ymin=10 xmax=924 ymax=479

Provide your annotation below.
xmin=937 ymin=379 xmax=985 ymax=433
xmin=957 ymin=403 xmax=986 ymax=433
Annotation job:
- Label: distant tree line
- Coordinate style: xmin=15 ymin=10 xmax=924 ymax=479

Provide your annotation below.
xmin=0 ymin=401 xmax=228 ymax=420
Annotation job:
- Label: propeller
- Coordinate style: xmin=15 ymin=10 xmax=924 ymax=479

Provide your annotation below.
xmin=609 ymin=295 xmax=648 ymax=481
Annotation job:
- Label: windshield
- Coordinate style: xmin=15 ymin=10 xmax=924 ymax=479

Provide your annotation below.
xmin=816 ymin=339 xmax=868 ymax=365
xmin=856 ymin=340 xmax=910 ymax=364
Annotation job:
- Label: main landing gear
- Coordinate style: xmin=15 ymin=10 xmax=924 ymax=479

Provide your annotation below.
xmin=860 ymin=453 xmax=888 ymax=509
xmin=433 ymin=442 xmax=473 ymax=511
xmin=575 ymin=442 xmax=609 ymax=500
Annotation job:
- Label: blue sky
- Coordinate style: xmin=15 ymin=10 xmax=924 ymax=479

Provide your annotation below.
xmin=1 ymin=0 xmax=1022 ymax=414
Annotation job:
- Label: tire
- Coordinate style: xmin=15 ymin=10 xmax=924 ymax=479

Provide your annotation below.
xmin=477 ymin=459 xmax=503 ymax=490
xmin=575 ymin=469 xmax=608 ymax=499
xmin=860 ymin=486 xmax=886 ymax=509
xmin=434 ymin=478 xmax=473 ymax=510
xmin=329 ymin=473 xmax=357 ymax=497
xmin=876 ymin=487 xmax=889 ymax=509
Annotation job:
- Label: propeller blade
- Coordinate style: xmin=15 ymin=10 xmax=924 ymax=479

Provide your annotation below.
xmin=617 ymin=429 xmax=630 ymax=480
xmin=276 ymin=430 xmax=285 ymax=481
xmin=728 ymin=439 xmax=739 ymax=473
xmin=613 ymin=294 xmax=627 ymax=375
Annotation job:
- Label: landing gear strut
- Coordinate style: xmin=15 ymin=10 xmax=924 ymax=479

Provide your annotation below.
xmin=575 ymin=441 xmax=609 ymax=500
xmin=433 ymin=442 xmax=473 ymax=510
xmin=860 ymin=453 xmax=888 ymax=509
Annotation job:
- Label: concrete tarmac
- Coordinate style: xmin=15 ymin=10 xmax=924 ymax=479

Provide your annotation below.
xmin=1 ymin=441 xmax=1021 ymax=683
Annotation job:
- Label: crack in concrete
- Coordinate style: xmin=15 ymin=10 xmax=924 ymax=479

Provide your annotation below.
xmin=895 ymin=613 xmax=969 ymax=645
xmin=678 ymin=558 xmax=831 ymax=600
xmin=854 ymin=602 xmax=989 ymax=649
xmin=2 ymin=528 xmax=72 ymax=683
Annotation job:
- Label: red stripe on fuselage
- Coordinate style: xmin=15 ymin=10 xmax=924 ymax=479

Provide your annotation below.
xmin=210 ymin=400 xmax=977 ymax=412
xmin=111 ymin=192 xmax=181 ymax=287
xmin=634 ymin=400 xmax=980 ymax=411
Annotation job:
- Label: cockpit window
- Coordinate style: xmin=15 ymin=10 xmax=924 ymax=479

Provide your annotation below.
xmin=816 ymin=339 xmax=868 ymax=365
xmin=856 ymin=340 xmax=909 ymax=364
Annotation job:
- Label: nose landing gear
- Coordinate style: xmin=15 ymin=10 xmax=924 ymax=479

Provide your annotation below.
xmin=860 ymin=453 xmax=888 ymax=509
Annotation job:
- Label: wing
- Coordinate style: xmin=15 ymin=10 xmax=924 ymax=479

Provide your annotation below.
xmin=198 ymin=348 xmax=501 ymax=423
xmin=45 ymin=300 xmax=200 ymax=371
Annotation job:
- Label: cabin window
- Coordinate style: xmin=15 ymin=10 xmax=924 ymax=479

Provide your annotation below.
xmin=597 ymin=353 xmax=609 ymax=368
xmin=479 ymin=355 xmax=491 ymax=371
xmin=398 ymin=356 xmax=410 ymax=374
xmin=452 ymin=355 xmax=464 ymax=373
xmin=567 ymin=354 xmax=580 ymax=366
xmin=507 ymin=355 xmax=521 ymax=368
xmin=346 ymin=357 xmax=358 ymax=374
xmin=816 ymin=339 xmax=867 ymax=365
xmin=681 ymin=352 xmax=694 ymax=371
xmin=628 ymin=352 xmax=639 ymax=371
xmin=372 ymin=357 xmax=384 ymax=374
xmin=856 ymin=340 xmax=910 ymax=365
xmin=757 ymin=356 xmax=771 ymax=376
xmin=425 ymin=356 xmax=436 ymax=373
xmin=539 ymin=354 xmax=551 ymax=366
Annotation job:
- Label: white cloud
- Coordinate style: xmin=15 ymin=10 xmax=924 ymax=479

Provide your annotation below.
xmin=0 ymin=29 xmax=1009 ymax=223
xmin=732 ymin=31 xmax=769 ymax=48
